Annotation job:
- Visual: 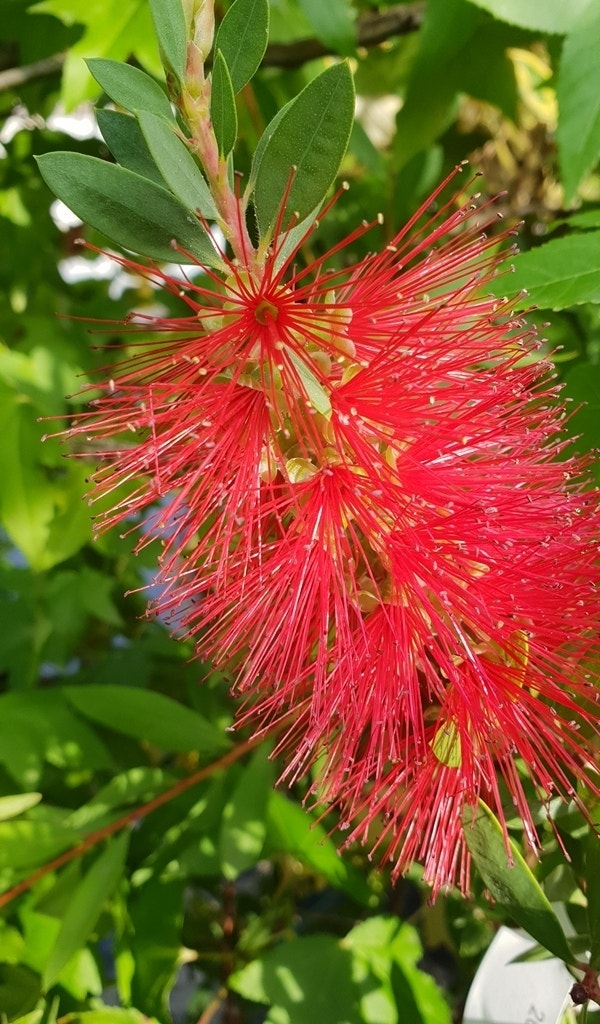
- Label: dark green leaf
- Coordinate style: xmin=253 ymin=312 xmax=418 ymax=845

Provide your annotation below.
xmin=136 ymin=110 xmax=216 ymax=215
xmin=97 ymin=109 xmax=166 ymax=186
xmin=557 ymin=1 xmax=600 ymax=202
xmin=229 ymin=935 xmax=362 ymax=1024
xmin=148 ymin=0 xmax=187 ymax=83
xmin=246 ymin=95 xmax=294 ymax=193
xmin=210 ymin=50 xmax=238 ymax=157
xmin=393 ymin=0 xmax=483 ymax=168
xmin=0 ymin=963 xmax=41 ymax=1019
xmin=44 ymin=831 xmax=130 ymax=988
xmin=87 ymin=58 xmax=173 ymax=120
xmin=563 ymin=363 xmax=600 ymax=485
xmin=214 ymin=0 xmax=269 ymax=93
xmin=464 ymin=0 xmax=590 ymax=33
xmin=464 ymin=802 xmax=574 ymax=962
xmin=64 ymin=684 xmax=230 ymax=757
xmin=493 ymin=232 xmax=600 ymax=309
xmin=297 ymin=0 xmax=356 ymax=55
xmin=219 ymin=746 xmax=274 ymax=879
xmin=130 ymin=876 xmax=185 ymax=1017
xmin=36 ymin=153 xmax=219 ymax=265
xmin=586 ymin=831 xmax=600 ymax=968
xmin=253 ymin=62 xmax=355 ymax=236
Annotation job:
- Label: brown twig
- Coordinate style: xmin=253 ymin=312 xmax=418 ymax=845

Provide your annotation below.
xmin=0 ymin=732 xmax=264 ymax=909
xmin=0 ymin=3 xmax=426 ymax=94
xmin=0 ymin=53 xmax=65 ymax=92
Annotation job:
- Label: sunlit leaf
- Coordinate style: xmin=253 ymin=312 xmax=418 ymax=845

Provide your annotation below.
xmin=464 ymin=802 xmax=574 ymax=962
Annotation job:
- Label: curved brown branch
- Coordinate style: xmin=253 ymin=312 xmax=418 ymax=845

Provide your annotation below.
xmin=0 ymin=53 xmax=65 ymax=92
xmin=0 ymin=731 xmax=264 ymax=909
xmin=263 ymin=2 xmax=426 ymax=68
xmin=0 ymin=3 xmax=426 ymax=94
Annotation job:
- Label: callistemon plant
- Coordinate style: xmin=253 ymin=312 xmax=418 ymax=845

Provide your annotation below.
xmin=38 ymin=0 xmax=599 ymax=897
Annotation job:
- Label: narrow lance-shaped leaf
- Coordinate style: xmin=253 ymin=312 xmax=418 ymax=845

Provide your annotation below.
xmin=219 ymin=746 xmax=275 ymax=880
xmin=36 ymin=153 xmax=220 ymax=266
xmin=43 ymin=831 xmax=130 ymax=989
xmin=137 ymin=109 xmax=217 ymax=216
xmin=64 ymin=684 xmax=230 ymax=757
xmin=210 ymin=50 xmax=238 ymax=157
xmin=87 ymin=58 xmax=174 ymax=121
xmin=464 ymin=801 xmax=574 ymax=963
xmin=0 ymin=793 xmax=42 ymax=822
xmin=149 ymin=0 xmax=187 ymax=84
xmin=214 ymin=0 xmax=270 ymax=94
xmin=96 ymin=109 xmax=166 ymax=186
xmin=252 ymin=61 xmax=355 ymax=237
xmin=586 ymin=828 xmax=600 ymax=968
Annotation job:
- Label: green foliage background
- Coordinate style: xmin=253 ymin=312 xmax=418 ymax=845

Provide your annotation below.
xmin=0 ymin=1 xmax=599 ymax=1022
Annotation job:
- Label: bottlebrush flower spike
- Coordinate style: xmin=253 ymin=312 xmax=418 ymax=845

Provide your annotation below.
xmin=62 ymin=167 xmax=599 ymax=894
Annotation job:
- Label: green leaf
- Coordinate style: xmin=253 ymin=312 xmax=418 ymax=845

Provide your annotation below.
xmin=63 ymin=684 xmax=230 ymax=757
xmin=430 ymin=720 xmax=462 ymax=768
xmin=0 ymin=793 xmax=42 ymax=822
xmin=31 ymin=0 xmax=163 ymax=110
xmin=253 ymin=62 xmax=355 ymax=236
xmin=214 ymin=0 xmax=270 ymax=93
xmin=559 ymin=208 xmax=600 ymax=230
xmin=229 ymin=935 xmax=361 ymax=1024
xmin=563 ymin=363 xmax=600 ymax=485
xmin=463 ymin=801 xmax=574 ymax=962
xmin=246 ymin=95 xmax=294 ymax=194
xmin=0 ymin=809 xmax=81 ymax=874
xmin=0 ymin=351 xmax=94 ymax=569
xmin=36 ymin=153 xmax=219 ymax=265
xmin=97 ymin=109 xmax=166 ymax=186
xmin=220 ymin=746 xmax=274 ymax=879
xmin=0 ymin=691 xmax=112 ymax=790
xmin=494 ymin=232 xmax=600 ymax=309
xmin=266 ymin=792 xmax=372 ymax=905
xmin=68 ymin=768 xmax=173 ymax=831
xmin=210 ymin=50 xmax=238 ymax=157
xmin=0 ymin=964 xmax=42 ymax=1020
xmin=557 ymin=1 xmax=600 ymax=202
xmin=87 ymin=58 xmax=173 ymax=120
xmin=393 ymin=0 xmax=514 ymax=169
xmin=586 ymin=830 xmax=600 ymax=968
xmin=287 ymin=349 xmax=332 ymax=417
xmin=129 ymin=876 xmax=185 ymax=1017
xmin=345 ymin=917 xmax=452 ymax=1024
xmin=464 ymin=0 xmax=590 ymax=33
xmin=44 ymin=831 xmax=129 ymax=989
xmin=297 ymin=0 xmax=356 ymax=55
xmin=59 ymin=1012 xmax=158 ymax=1024
xmin=136 ymin=110 xmax=216 ymax=216
xmin=148 ymin=0 xmax=187 ymax=83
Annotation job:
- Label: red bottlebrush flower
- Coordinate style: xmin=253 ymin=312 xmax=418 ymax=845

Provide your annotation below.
xmin=63 ymin=168 xmax=600 ymax=894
